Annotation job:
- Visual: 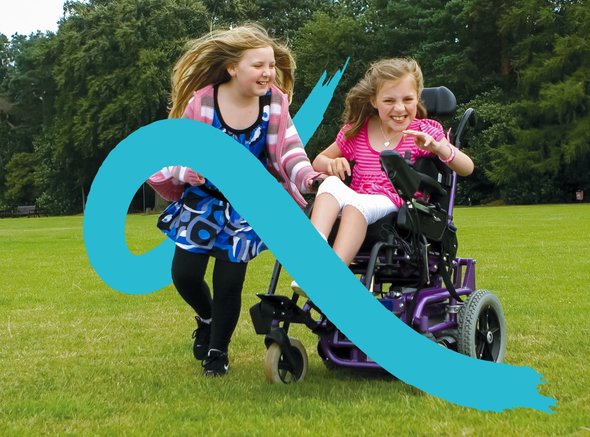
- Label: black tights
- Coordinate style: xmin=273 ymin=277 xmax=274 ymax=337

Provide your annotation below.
xmin=171 ymin=247 xmax=248 ymax=353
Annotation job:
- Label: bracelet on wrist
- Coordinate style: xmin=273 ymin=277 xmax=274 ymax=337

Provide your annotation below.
xmin=439 ymin=144 xmax=457 ymax=164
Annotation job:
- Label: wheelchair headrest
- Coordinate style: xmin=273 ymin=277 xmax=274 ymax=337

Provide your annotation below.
xmin=421 ymin=86 xmax=456 ymax=117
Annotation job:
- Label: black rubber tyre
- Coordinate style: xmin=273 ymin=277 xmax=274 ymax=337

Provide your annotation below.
xmin=264 ymin=337 xmax=308 ymax=384
xmin=458 ymin=289 xmax=506 ymax=362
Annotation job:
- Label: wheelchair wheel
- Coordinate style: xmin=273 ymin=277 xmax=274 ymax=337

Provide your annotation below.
xmin=264 ymin=337 xmax=308 ymax=384
xmin=458 ymin=289 xmax=506 ymax=362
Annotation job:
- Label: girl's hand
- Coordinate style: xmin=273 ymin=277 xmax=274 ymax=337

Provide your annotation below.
xmin=403 ymin=129 xmax=475 ymax=176
xmin=307 ymin=176 xmax=327 ymax=192
xmin=326 ymin=157 xmax=351 ymax=180
xmin=182 ymin=168 xmax=206 ymax=186
xmin=402 ymin=129 xmax=445 ymax=154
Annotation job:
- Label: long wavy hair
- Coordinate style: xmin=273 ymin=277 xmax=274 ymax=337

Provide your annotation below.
xmin=168 ymin=24 xmax=296 ymax=118
xmin=342 ymin=58 xmax=427 ymax=139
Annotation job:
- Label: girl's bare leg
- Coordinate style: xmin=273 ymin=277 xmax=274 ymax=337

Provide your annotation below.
xmin=332 ymin=205 xmax=367 ymax=265
xmin=310 ymin=192 xmax=341 ymax=238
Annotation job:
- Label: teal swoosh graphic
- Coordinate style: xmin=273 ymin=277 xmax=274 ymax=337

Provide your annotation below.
xmin=294 ymin=58 xmax=349 ymax=146
xmin=84 ymin=118 xmax=555 ymax=413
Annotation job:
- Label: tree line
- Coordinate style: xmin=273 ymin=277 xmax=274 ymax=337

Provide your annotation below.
xmin=0 ymin=0 xmax=588 ymax=214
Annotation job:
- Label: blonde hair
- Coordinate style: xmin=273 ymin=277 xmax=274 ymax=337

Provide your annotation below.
xmin=168 ymin=24 xmax=296 ymax=118
xmin=342 ymin=58 xmax=427 ymax=139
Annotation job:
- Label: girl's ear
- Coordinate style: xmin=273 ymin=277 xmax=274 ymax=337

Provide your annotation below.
xmin=227 ymin=64 xmax=236 ymax=78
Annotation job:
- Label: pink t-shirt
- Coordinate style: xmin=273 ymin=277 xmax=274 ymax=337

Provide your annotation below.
xmin=336 ymin=118 xmax=446 ymax=208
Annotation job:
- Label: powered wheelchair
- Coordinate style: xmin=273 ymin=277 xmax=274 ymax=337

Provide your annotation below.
xmin=249 ymin=86 xmax=506 ymax=383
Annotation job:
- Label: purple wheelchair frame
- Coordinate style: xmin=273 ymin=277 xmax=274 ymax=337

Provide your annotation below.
xmin=314 ymin=257 xmax=476 ymax=370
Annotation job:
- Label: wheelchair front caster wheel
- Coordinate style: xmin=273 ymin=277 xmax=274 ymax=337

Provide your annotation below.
xmin=458 ymin=289 xmax=506 ymax=362
xmin=264 ymin=337 xmax=308 ymax=384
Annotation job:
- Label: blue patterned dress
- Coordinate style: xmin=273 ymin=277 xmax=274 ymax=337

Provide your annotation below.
xmin=158 ymin=88 xmax=271 ymax=263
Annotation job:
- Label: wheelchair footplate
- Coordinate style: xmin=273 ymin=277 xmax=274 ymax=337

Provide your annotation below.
xmin=249 ymin=293 xmax=317 ymax=335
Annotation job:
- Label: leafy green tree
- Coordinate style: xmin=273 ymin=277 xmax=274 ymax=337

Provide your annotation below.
xmin=488 ymin=0 xmax=590 ymax=203
xmin=0 ymin=33 xmax=57 ymax=203
xmin=2 ymin=0 xmax=588 ymax=209
xmin=36 ymin=0 xmax=209 ymax=213
xmin=200 ymin=0 xmax=256 ymax=28
xmin=0 ymin=33 xmax=9 ymax=85
xmin=368 ymin=0 xmax=514 ymax=100
xmin=249 ymin=0 xmax=333 ymax=39
xmin=292 ymin=7 xmax=375 ymax=158
xmin=455 ymin=89 xmax=514 ymax=205
xmin=3 ymin=152 xmax=41 ymax=205
xmin=199 ymin=0 xmax=334 ymax=38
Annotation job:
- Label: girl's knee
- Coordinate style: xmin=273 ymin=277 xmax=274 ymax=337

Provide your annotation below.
xmin=345 ymin=195 xmax=397 ymax=225
xmin=324 ymin=175 xmax=343 ymax=185
xmin=342 ymin=204 xmax=369 ymax=225
xmin=315 ymin=191 xmax=338 ymax=204
xmin=316 ymin=176 xmax=351 ymax=209
xmin=316 ymin=175 xmax=343 ymax=195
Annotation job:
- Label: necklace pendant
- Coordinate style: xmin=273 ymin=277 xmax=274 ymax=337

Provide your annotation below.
xmin=384 ymin=141 xmax=390 ymax=148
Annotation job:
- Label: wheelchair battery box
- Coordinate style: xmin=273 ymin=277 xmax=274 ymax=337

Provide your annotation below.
xmin=397 ymin=201 xmax=447 ymax=241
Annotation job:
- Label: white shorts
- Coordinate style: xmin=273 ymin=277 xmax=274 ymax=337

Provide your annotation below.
xmin=316 ymin=176 xmax=398 ymax=225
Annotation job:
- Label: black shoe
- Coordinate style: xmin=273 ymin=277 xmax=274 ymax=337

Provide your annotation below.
xmin=202 ymin=349 xmax=229 ymax=377
xmin=192 ymin=316 xmax=211 ymax=361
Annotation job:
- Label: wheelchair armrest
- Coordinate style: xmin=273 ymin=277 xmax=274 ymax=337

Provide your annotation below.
xmin=380 ymin=150 xmax=447 ymax=201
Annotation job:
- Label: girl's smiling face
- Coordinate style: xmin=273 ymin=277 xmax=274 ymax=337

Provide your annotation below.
xmin=372 ymin=74 xmax=419 ymax=133
xmin=228 ymin=46 xmax=276 ymax=97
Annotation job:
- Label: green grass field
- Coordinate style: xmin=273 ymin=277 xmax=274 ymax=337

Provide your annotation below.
xmin=1 ymin=204 xmax=589 ymax=435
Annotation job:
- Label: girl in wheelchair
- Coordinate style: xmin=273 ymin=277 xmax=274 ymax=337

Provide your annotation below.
xmin=292 ymin=57 xmax=473 ymax=295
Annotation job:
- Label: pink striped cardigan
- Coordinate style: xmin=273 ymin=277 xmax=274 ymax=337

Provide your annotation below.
xmin=147 ymin=84 xmax=322 ymax=208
